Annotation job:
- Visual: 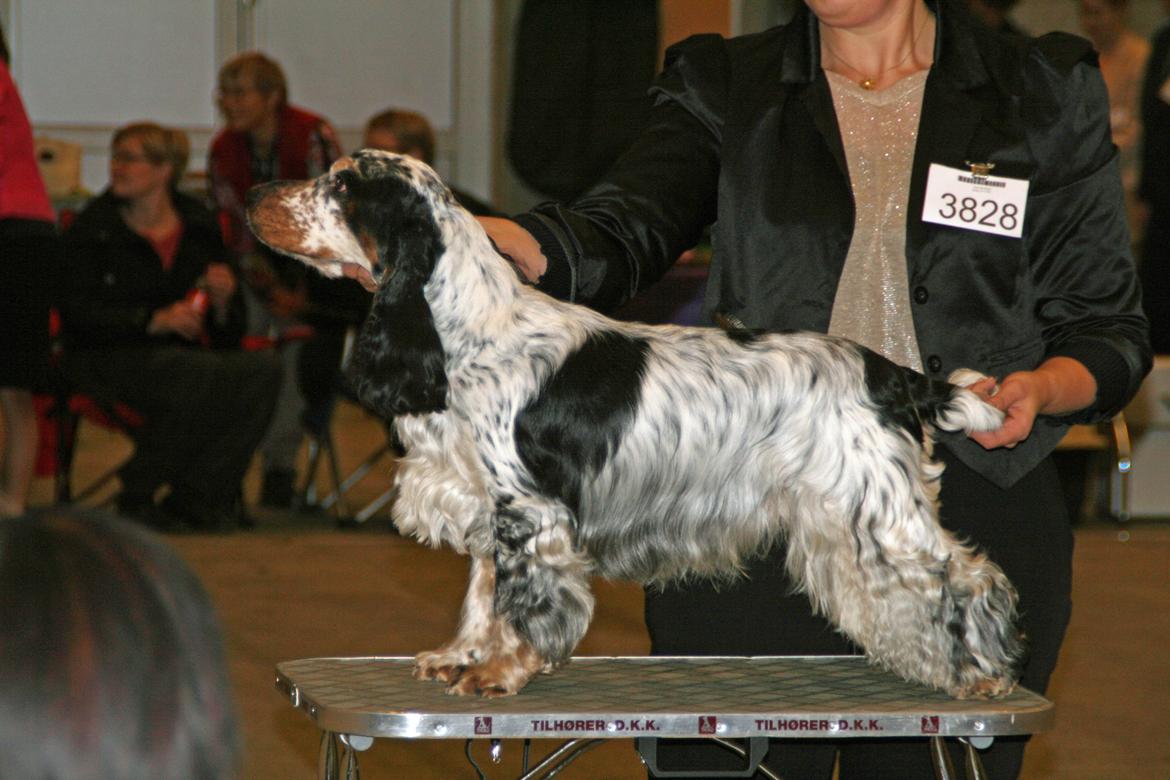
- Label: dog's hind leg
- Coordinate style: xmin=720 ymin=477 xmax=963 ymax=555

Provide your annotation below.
xmin=786 ymin=456 xmax=1022 ymax=699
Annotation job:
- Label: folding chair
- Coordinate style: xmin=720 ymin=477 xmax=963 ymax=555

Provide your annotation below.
xmin=33 ymin=309 xmax=143 ymax=505
xmin=1056 ymin=413 xmax=1132 ymax=523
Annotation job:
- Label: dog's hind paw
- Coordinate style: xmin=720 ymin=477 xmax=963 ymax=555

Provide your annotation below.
xmin=949 ymin=673 xmax=1017 ymax=700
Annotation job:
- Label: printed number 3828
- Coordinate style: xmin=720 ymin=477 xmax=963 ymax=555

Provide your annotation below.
xmin=938 ymin=193 xmax=1019 ymax=232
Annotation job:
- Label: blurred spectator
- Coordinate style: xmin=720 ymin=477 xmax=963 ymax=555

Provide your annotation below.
xmin=0 ymin=508 xmax=240 ymax=779
xmin=0 ymin=30 xmax=57 ymax=517
xmin=59 ymin=122 xmax=279 ymax=531
xmin=363 ymin=108 xmax=500 ymax=216
xmin=1081 ymin=0 xmax=1150 ymax=233
xmin=208 ymin=52 xmax=370 ymax=509
xmin=1140 ymin=0 xmax=1170 ymax=352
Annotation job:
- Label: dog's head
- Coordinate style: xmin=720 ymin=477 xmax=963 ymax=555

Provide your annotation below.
xmin=246 ymin=150 xmax=452 ymax=417
xmin=246 ymin=150 xmax=453 ymax=291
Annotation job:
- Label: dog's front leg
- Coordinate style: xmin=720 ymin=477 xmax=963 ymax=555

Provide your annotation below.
xmin=413 ymin=554 xmax=504 ymax=686
xmin=423 ymin=500 xmax=595 ymax=696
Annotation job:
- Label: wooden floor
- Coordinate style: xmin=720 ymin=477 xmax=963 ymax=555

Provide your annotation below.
xmin=28 ymin=401 xmax=1170 ymax=779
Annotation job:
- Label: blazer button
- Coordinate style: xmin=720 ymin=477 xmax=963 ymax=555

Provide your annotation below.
xmin=926 ymin=355 xmax=943 ymax=373
xmin=913 ymin=286 xmax=929 ymax=304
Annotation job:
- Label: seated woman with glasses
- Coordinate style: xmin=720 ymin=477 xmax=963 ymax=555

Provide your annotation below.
xmin=58 ymin=122 xmax=280 ymax=531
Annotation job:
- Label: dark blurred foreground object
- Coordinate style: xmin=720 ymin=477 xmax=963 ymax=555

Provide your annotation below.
xmin=1139 ymin=10 xmax=1170 ymax=353
xmin=0 ymin=508 xmax=240 ymax=779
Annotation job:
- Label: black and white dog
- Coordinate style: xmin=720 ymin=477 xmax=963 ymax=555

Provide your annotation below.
xmin=247 ymin=150 xmax=1022 ymax=699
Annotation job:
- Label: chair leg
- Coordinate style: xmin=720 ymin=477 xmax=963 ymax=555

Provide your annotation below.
xmin=319 ymin=443 xmax=391 ymax=510
xmin=300 ymin=436 xmax=325 ymax=508
xmin=54 ymin=409 xmax=79 ymax=504
xmin=71 ymin=463 xmax=124 ymax=505
xmin=353 ymin=487 xmax=396 ymax=524
xmin=321 ymin=430 xmax=349 ymax=517
xmin=300 ymin=430 xmax=349 ymax=518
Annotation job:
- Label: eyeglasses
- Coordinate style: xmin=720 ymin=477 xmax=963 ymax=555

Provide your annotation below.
xmin=215 ymin=85 xmax=260 ymax=101
xmin=110 ymin=151 xmax=155 ymax=165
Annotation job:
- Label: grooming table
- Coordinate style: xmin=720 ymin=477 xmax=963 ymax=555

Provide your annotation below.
xmin=275 ymin=655 xmax=1053 ymax=780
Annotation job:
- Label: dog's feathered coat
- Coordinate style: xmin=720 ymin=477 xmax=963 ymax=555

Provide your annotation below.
xmin=247 ymin=150 xmax=1023 ymax=698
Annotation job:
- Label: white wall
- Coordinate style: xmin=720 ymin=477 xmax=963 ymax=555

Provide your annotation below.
xmin=2 ymin=0 xmax=491 ymax=200
xmin=253 ymin=0 xmax=453 ymax=136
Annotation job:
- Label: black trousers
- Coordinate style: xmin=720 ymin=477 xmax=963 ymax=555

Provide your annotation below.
xmin=65 ymin=346 xmax=281 ymax=509
xmin=0 ymin=221 xmax=56 ymax=390
xmin=644 ymin=447 xmax=1074 ymax=780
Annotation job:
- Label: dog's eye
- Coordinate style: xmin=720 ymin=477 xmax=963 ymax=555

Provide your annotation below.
xmin=331 ymin=175 xmax=348 ymax=195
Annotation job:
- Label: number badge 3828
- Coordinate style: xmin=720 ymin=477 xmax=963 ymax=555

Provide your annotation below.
xmin=922 ymin=162 xmax=1029 ymax=239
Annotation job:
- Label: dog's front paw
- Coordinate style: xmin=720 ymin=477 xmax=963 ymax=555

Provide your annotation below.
xmin=414 ymin=647 xmax=471 ymax=684
xmin=435 ymin=643 xmax=546 ymax=697
xmin=444 ymin=662 xmax=526 ymax=698
xmin=444 ymin=653 xmax=541 ymax=697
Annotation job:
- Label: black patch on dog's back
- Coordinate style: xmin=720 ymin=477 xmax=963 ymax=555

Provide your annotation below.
xmin=859 ymin=347 xmax=954 ymax=441
xmin=515 ymin=331 xmax=648 ymax=514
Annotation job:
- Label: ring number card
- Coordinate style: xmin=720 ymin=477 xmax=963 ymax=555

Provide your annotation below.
xmin=922 ymin=163 xmax=1029 ymax=238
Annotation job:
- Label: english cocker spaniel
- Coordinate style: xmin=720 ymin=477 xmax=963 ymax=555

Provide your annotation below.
xmin=247 ymin=150 xmax=1022 ymax=699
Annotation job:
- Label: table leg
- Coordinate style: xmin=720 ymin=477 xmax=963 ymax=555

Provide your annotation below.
xmin=342 ymin=741 xmax=360 ymax=780
xmin=338 ymin=734 xmax=373 ymax=780
xmin=518 ymin=738 xmax=605 ymax=780
xmin=963 ymin=740 xmax=989 ymax=780
xmin=319 ymin=731 xmax=340 ymax=780
xmin=635 ymin=737 xmax=771 ymax=778
xmin=930 ymin=736 xmax=958 ymax=780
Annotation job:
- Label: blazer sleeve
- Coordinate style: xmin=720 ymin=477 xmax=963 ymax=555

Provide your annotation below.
xmin=1021 ymin=34 xmax=1153 ymax=422
xmin=514 ymin=33 xmax=727 ymax=312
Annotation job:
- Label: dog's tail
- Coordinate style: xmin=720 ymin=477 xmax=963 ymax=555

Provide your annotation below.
xmin=928 ymin=368 xmax=1004 ymax=434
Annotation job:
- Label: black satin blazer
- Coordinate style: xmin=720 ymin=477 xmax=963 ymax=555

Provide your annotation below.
xmin=515 ymin=0 xmax=1151 ymax=487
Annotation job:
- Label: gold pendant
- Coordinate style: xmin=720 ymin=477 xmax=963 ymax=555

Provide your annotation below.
xmin=860 ymin=78 xmax=876 ymax=90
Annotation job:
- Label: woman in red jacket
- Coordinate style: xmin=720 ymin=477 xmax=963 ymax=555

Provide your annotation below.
xmin=0 ymin=48 xmax=56 ymax=518
xmin=208 ymin=51 xmax=369 ymax=508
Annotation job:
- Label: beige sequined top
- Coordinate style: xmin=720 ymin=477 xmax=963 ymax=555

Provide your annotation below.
xmin=825 ymin=69 xmax=928 ymax=372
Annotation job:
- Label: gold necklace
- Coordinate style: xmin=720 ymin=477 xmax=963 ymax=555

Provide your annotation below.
xmin=821 ymin=13 xmax=930 ymax=90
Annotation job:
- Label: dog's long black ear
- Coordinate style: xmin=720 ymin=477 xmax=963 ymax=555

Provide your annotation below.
xmin=348 ymin=228 xmax=448 ymax=417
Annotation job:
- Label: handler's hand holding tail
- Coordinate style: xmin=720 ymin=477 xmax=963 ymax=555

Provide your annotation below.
xmin=969 ymin=357 xmax=1098 ymax=450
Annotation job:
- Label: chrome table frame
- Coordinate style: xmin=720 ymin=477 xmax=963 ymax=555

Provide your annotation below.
xmin=275 ymin=655 xmax=1053 ymax=779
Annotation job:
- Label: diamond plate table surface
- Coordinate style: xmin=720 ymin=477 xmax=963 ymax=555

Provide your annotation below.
xmin=275 ymin=656 xmax=1053 ymax=741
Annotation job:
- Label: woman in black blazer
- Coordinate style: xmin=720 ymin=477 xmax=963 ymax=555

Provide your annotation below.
xmin=485 ymin=0 xmax=1151 ymax=777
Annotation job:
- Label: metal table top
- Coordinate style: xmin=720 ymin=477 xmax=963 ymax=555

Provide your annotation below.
xmin=275 ymin=656 xmax=1053 ymax=741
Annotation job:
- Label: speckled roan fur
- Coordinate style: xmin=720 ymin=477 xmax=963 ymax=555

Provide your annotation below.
xmin=247 ymin=150 xmax=1023 ymax=699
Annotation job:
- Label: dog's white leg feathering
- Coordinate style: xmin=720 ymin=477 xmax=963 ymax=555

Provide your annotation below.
xmin=391 ymin=415 xmax=490 ymax=552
